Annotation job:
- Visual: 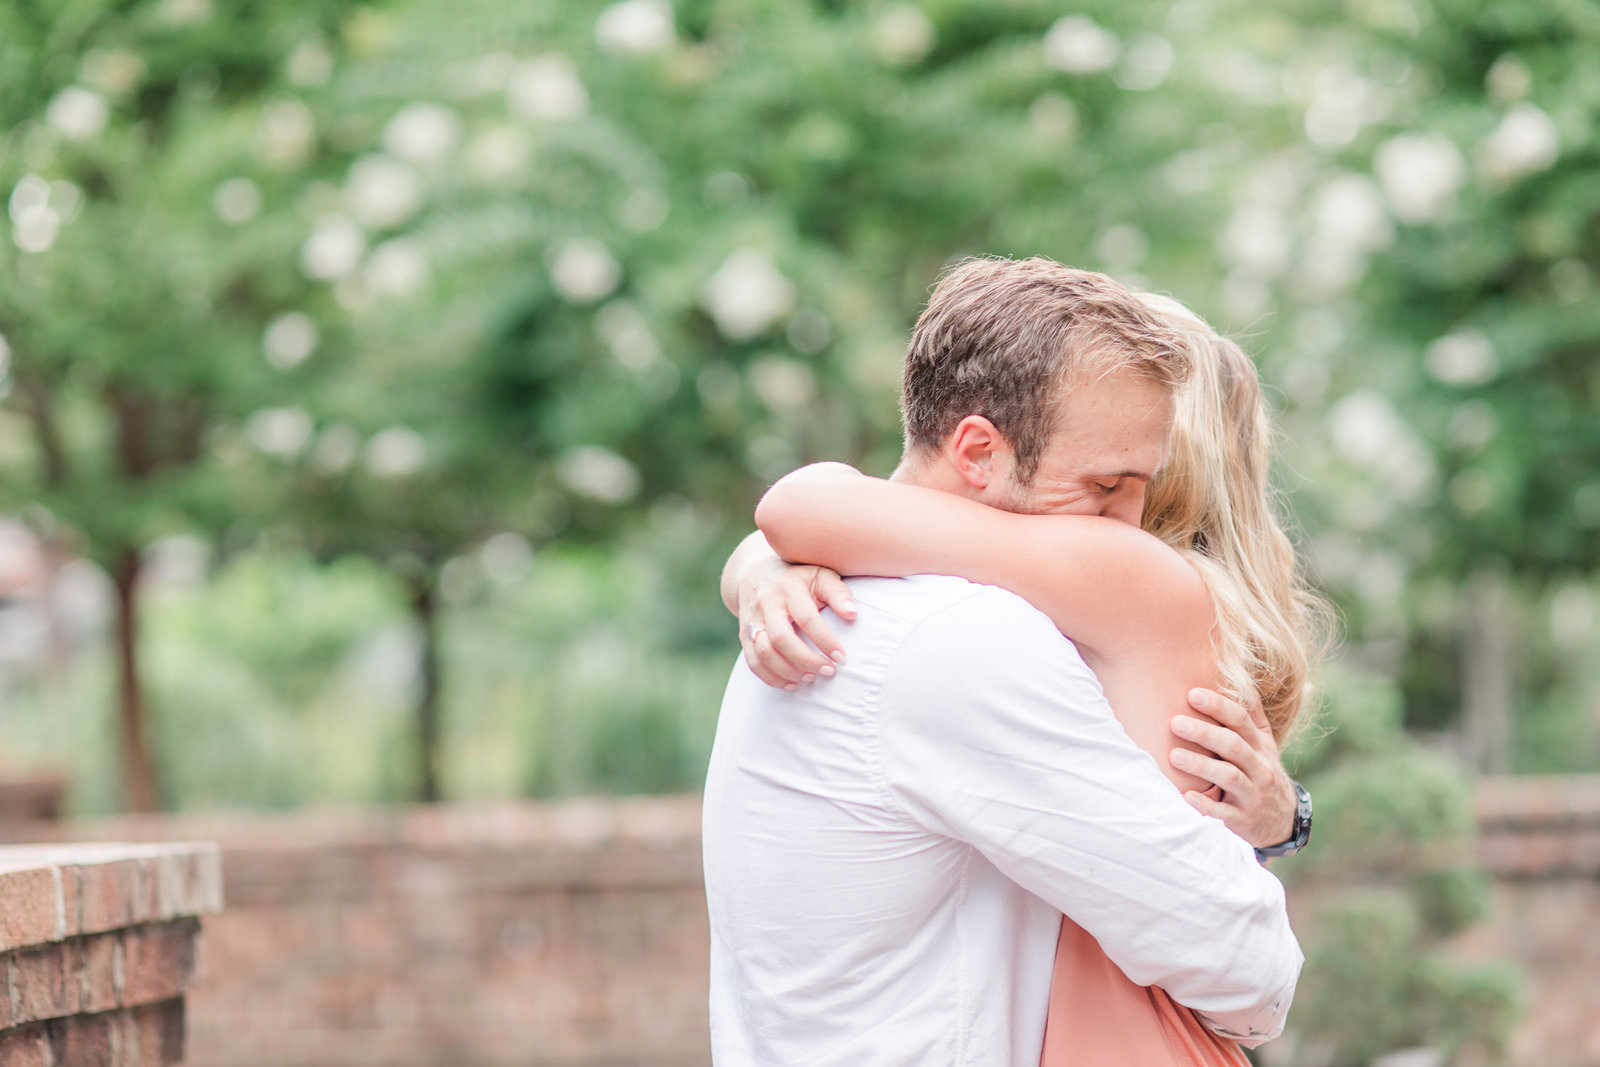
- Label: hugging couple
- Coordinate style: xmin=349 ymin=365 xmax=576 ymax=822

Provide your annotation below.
xmin=706 ymin=256 xmax=1326 ymax=1065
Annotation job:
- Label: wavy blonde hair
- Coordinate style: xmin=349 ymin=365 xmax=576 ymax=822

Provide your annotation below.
xmin=1136 ymin=294 xmax=1330 ymax=744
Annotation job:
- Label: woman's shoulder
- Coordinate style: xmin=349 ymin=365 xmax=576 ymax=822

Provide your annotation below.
xmin=1030 ymin=515 xmax=1216 ymax=639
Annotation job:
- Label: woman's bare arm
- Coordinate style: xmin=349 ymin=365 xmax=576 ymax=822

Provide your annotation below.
xmin=755 ymin=463 xmax=1229 ymax=794
xmin=755 ymin=463 xmax=1213 ymax=663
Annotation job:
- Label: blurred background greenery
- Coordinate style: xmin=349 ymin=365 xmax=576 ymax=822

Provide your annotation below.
xmin=3 ymin=0 xmax=1597 ymax=1062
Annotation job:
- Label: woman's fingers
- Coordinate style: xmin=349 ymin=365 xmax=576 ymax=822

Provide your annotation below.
xmin=742 ymin=628 xmax=798 ymax=690
xmin=789 ymin=584 xmax=851 ymax=667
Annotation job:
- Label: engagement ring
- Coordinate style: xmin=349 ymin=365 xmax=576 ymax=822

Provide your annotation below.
xmin=748 ymin=623 xmax=766 ymax=641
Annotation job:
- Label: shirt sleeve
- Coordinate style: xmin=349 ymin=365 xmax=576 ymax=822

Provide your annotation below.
xmin=875 ymin=586 xmax=1302 ymax=1045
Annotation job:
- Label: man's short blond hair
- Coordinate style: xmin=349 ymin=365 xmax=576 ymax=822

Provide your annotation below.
xmin=901 ymin=257 xmax=1192 ymax=481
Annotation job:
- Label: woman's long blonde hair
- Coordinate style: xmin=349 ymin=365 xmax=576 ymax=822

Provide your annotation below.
xmin=1136 ymin=295 xmax=1330 ymax=744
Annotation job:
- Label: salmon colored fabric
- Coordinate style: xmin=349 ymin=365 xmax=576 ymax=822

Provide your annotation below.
xmin=1040 ymin=918 xmax=1251 ymax=1067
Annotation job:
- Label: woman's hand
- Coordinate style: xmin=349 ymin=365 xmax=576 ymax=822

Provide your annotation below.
xmin=737 ymin=555 xmax=857 ymax=690
xmin=722 ymin=528 xmax=857 ymax=691
xmin=1170 ymin=688 xmax=1296 ymax=850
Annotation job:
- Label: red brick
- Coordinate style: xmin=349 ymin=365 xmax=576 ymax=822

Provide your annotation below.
xmin=120 ymin=921 xmax=198 ymax=1007
xmin=10 ymin=943 xmax=71 ymax=1025
xmin=74 ymin=860 xmax=144 ymax=935
xmin=0 ymin=1026 xmax=49 ymax=1067
xmin=130 ymin=999 xmax=186 ymax=1066
xmin=79 ymin=930 xmax=123 ymax=1014
xmin=46 ymin=1010 xmax=114 ymax=1067
xmin=0 ymin=867 xmax=61 ymax=951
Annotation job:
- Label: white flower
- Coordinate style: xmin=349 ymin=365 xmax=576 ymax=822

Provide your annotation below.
xmin=548 ymin=238 xmax=622 ymax=303
xmin=872 ymin=5 xmax=935 ymax=67
xmin=213 ymin=177 xmax=262 ymax=224
xmin=383 ymin=103 xmax=461 ymax=165
xmin=479 ymin=533 xmax=533 ymax=583
xmin=620 ymin=187 xmax=669 ymax=232
xmin=262 ymin=312 xmax=318 ymax=370
xmin=159 ymin=0 xmax=211 ymax=24
xmin=286 ymin=39 xmax=334 ymax=87
xmin=1044 ymin=16 xmax=1119 ymax=74
xmin=1485 ymin=54 xmax=1531 ymax=103
xmin=1312 ymin=174 xmax=1392 ymax=253
xmin=46 ymin=87 xmax=109 ymax=141
xmin=1328 ymin=390 xmax=1435 ymax=498
xmin=596 ymin=0 xmax=676 ymax=56
xmin=365 ymin=427 xmax=427 ymax=478
xmin=246 ymin=407 xmax=314 ymax=457
xmin=1028 ymin=93 xmax=1078 ymax=142
xmin=1374 ymin=132 xmax=1466 ymax=224
xmin=467 ymin=126 xmax=531 ymax=184
xmin=1220 ymin=205 xmax=1291 ymax=277
xmin=1424 ymin=329 xmax=1497 ymax=386
xmin=9 ymin=175 xmax=59 ymax=253
xmin=556 ymin=446 xmax=639 ymax=503
xmin=366 ymin=238 xmax=431 ymax=298
xmin=1114 ymin=35 xmax=1173 ymax=91
xmin=311 ymin=424 xmax=361 ymax=474
xmin=1303 ymin=66 xmax=1373 ymax=150
xmin=748 ymin=358 xmax=816 ymax=412
xmin=344 ymin=155 xmax=422 ymax=231
xmin=300 ymin=215 xmax=366 ymax=280
xmin=1094 ymin=224 xmax=1149 ymax=272
xmin=595 ymin=301 xmax=660 ymax=371
xmin=701 ymin=249 xmax=797 ymax=341
xmin=256 ymin=99 xmax=316 ymax=168
xmin=507 ymin=55 xmax=588 ymax=122
xmin=1478 ymin=103 xmax=1559 ymax=182
xmin=81 ymin=50 xmax=147 ymax=96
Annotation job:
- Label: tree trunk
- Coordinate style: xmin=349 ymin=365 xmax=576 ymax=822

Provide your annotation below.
xmin=409 ymin=576 xmax=443 ymax=803
xmin=110 ymin=545 xmax=160 ymax=812
xmin=1460 ymin=569 xmax=1514 ymax=774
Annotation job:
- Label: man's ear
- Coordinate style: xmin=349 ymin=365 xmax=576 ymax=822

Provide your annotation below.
xmin=943 ymin=415 xmax=1009 ymax=492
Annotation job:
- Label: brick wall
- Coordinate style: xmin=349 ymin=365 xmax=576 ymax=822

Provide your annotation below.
xmin=19 ymin=781 xmax=1599 ymax=1067
xmin=58 ymin=798 xmax=711 ymax=1067
xmin=0 ymin=841 xmax=223 ymax=1065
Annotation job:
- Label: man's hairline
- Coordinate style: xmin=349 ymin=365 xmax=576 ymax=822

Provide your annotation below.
xmin=899 ymin=363 xmax=1180 ymax=486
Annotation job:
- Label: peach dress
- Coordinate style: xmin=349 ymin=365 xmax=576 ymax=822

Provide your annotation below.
xmin=1040 ymin=917 xmax=1252 ymax=1066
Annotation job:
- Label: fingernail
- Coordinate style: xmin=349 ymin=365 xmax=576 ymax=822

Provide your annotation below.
xmin=1171 ymin=750 xmax=1191 ymax=767
xmin=784 ymin=683 xmax=798 ymax=692
xmin=818 ymin=664 xmax=835 ymax=678
xmin=801 ymin=673 xmax=816 ymax=685
xmin=841 ymin=601 xmax=857 ymax=616
xmin=1188 ymin=689 xmax=1209 ymax=709
xmin=830 ymin=651 xmax=847 ymax=664
xmin=1172 ymin=716 xmax=1195 ymax=735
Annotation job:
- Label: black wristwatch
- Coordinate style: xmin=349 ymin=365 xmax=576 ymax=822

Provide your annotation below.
xmin=1255 ymin=780 xmax=1312 ymax=861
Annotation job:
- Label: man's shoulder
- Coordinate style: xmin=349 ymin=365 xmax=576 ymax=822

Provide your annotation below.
xmin=846 ymin=575 xmax=1070 ymax=647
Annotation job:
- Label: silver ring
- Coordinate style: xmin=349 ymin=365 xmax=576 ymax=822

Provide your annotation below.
xmin=748 ymin=622 xmax=766 ymax=641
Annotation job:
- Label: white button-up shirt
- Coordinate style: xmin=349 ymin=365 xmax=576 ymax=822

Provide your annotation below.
xmin=704 ymin=575 xmax=1301 ymax=1066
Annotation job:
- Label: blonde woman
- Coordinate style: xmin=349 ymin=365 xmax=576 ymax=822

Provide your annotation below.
xmin=724 ymin=298 xmax=1325 ymax=1063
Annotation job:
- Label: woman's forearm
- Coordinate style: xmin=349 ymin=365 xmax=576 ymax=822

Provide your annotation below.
xmin=721 ymin=530 xmax=781 ymax=615
xmin=754 ymin=463 xmax=1209 ymax=659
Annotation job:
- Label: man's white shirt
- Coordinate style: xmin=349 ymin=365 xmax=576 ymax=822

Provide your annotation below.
xmin=703 ymin=575 xmax=1302 ymax=1066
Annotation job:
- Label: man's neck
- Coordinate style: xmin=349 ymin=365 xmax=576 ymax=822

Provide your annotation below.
xmin=890 ymin=452 xmax=965 ymax=495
